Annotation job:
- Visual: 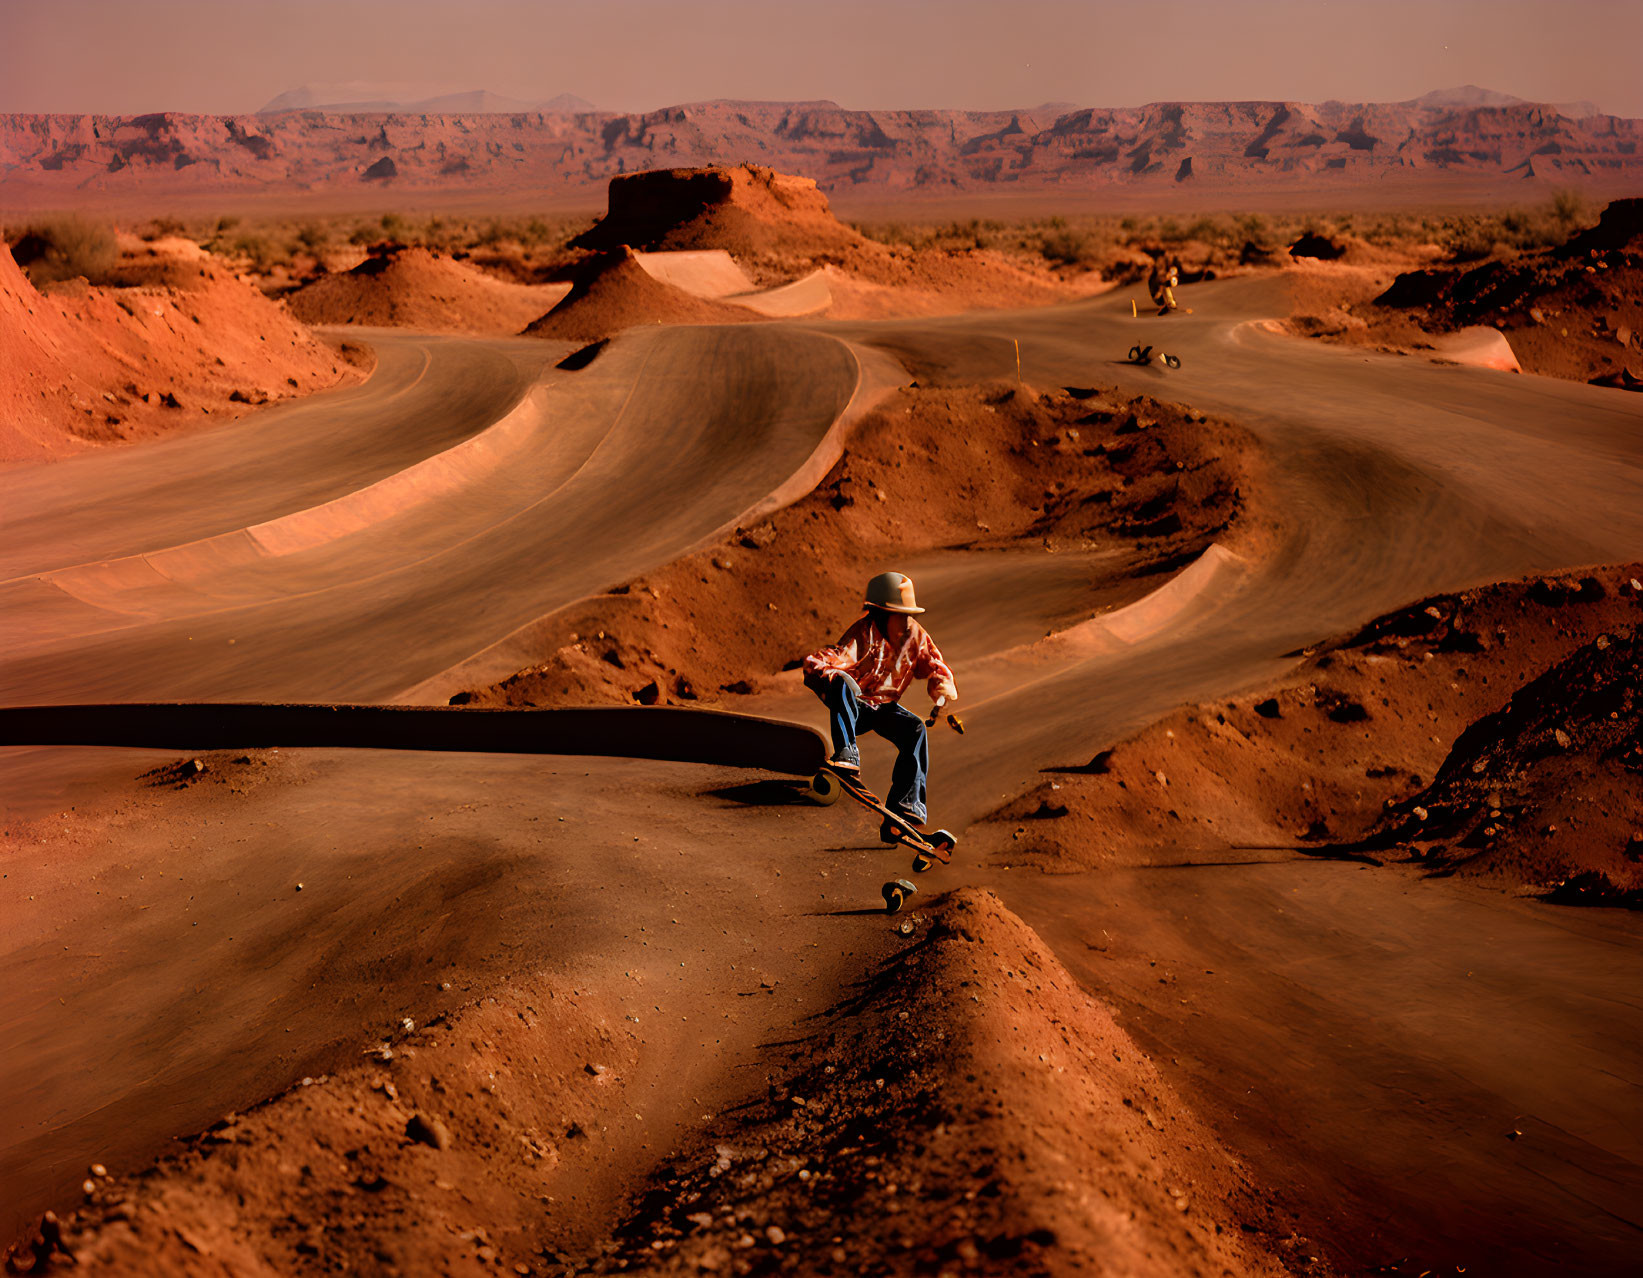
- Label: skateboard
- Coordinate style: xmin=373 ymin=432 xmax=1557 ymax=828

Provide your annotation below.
xmin=1128 ymin=344 xmax=1181 ymax=369
xmin=807 ymin=764 xmax=958 ymax=913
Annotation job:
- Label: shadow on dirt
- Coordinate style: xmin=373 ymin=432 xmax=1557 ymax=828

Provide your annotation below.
xmin=704 ymin=778 xmax=814 ymax=806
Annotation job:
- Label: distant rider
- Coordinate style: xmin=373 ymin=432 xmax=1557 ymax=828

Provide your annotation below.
xmin=802 ymin=571 xmax=957 ymax=841
xmin=1149 ymin=254 xmax=1181 ymax=314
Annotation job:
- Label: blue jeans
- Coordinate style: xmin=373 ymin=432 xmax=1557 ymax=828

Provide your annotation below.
xmin=810 ymin=674 xmax=928 ymax=823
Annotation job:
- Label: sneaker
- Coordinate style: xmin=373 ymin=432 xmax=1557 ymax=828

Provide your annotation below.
xmin=828 ymin=743 xmax=860 ymax=772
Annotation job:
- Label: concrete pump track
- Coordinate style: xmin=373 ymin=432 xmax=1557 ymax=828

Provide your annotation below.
xmin=3 ymin=278 xmax=1642 ymax=1273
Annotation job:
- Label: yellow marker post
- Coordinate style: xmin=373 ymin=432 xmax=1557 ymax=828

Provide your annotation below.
xmin=1014 ymin=338 xmax=1022 ymax=384
xmin=1131 ymin=298 xmax=1138 ymax=317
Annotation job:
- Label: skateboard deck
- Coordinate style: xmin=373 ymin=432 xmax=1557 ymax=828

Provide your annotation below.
xmin=809 ymin=764 xmax=958 ymax=911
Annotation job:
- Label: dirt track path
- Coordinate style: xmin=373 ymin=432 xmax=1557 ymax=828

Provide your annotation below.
xmin=4 ymin=281 xmax=1642 ymax=1267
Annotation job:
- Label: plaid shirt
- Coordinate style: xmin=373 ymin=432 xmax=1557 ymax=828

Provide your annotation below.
xmin=803 ymin=615 xmax=957 ymax=708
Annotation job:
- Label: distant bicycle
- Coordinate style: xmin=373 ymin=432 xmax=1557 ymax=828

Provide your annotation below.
xmin=1127 ymin=344 xmax=1181 ymax=369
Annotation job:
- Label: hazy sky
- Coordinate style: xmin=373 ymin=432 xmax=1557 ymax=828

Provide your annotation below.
xmin=3 ymin=0 xmax=1639 ymax=117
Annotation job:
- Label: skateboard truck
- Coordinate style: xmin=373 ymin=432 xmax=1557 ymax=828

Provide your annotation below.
xmin=924 ymin=696 xmax=965 ymax=734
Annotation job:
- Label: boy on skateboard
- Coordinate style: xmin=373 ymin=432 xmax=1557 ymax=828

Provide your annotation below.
xmin=802 ymin=571 xmax=958 ymax=842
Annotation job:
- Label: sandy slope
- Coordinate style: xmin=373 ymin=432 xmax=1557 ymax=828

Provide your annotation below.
xmin=0 ymin=242 xmax=360 ymax=464
xmin=983 ymin=564 xmax=1643 ymax=891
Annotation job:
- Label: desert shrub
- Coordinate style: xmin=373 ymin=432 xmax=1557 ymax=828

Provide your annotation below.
xmin=1156 ymin=215 xmax=1183 ymax=242
xmin=215 ymin=215 xmax=241 ymax=234
xmin=1185 ymin=214 xmax=1227 ymax=243
xmin=476 ymin=219 xmax=510 ymax=248
xmin=294 ymin=221 xmax=330 ymax=254
xmin=1550 ymin=189 xmax=1586 ymax=227
xmin=1362 ymin=214 xmax=1411 ymax=246
xmin=1235 ymin=212 xmax=1269 ymax=239
xmin=348 ymin=222 xmax=379 ymax=246
xmin=379 ymin=212 xmax=408 ymax=239
xmin=8 ymin=216 xmax=120 ymax=285
xmin=228 ymin=232 xmax=292 ymax=272
xmin=422 ymin=215 xmax=461 ymax=250
xmin=140 ymin=216 xmax=187 ymax=241
xmin=1040 ymin=225 xmax=1095 ymax=266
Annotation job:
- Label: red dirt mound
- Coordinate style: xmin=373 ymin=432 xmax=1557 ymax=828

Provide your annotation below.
xmin=0 ymin=241 xmax=359 ymax=464
xmin=567 ymin=164 xmax=1100 ymax=314
xmin=584 ymin=888 xmax=1307 ymax=1276
xmin=979 ymin=565 xmax=1643 ymax=895
xmin=521 ymin=245 xmax=760 ymax=342
xmin=1370 ymin=624 xmax=1642 ymax=896
xmin=572 ymin=164 xmax=863 ymax=260
xmin=286 ymin=245 xmax=572 ymax=335
xmin=444 ymin=382 xmax=1264 ymax=710
xmin=1295 ymin=197 xmax=1643 ymax=384
xmin=16 ymin=889 xmax=1306 ymax=1276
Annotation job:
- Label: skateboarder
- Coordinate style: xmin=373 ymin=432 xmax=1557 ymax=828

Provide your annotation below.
xmin=802 ymin=571 xmax=957 ymax=839
xmin=1148 ymin=254 xmax=1180 ymax=314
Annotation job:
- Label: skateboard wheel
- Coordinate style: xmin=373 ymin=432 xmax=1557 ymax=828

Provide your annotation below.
xmin=929 ymin=830 xmax=957 ymax=851
xmin=882 ymin=879 xmax=916 ymax=914
xmin=1163 ymin=354 xmax=1181 ymax=369
xmin=912 ymin=854 xmax=932 ymax=873
xmin=1128 ymin=344 xmax=1144 ymax=362
xmin=805 ymin=769 xmax=842 ymax=806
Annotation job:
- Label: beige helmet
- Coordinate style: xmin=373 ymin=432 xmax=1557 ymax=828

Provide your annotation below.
xmin=863 ymin=571 xmax=924 ymax=614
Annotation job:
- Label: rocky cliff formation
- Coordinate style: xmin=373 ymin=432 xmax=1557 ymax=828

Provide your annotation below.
xmin=1 ymin=96 xmax=1637 ymax=210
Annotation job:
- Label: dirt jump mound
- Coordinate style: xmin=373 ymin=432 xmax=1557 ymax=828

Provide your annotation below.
xmin=521 ymin=244 xmax=758 ymax=342
xmin=286 ymin=245 xmax=570 ymax=335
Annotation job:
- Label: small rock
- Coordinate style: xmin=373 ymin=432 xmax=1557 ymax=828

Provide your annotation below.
xmin=766 ymin=1226 xmax=786 ymax=1245
xmin=1412 ymin=806 xmax=1429 ymax=822
xmin=405 ymin=1113 xmax=451 ymax=1150
xmin=584 ymin=1062 xmax=608 ymax=1077
xmin=1153 ymin=770 xmax=1168 ymax=786
xmin=1553 ymin=728 xmax=1572 ymax=750
xmin=1254 ymin=698 xmax=1281 ymax=719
